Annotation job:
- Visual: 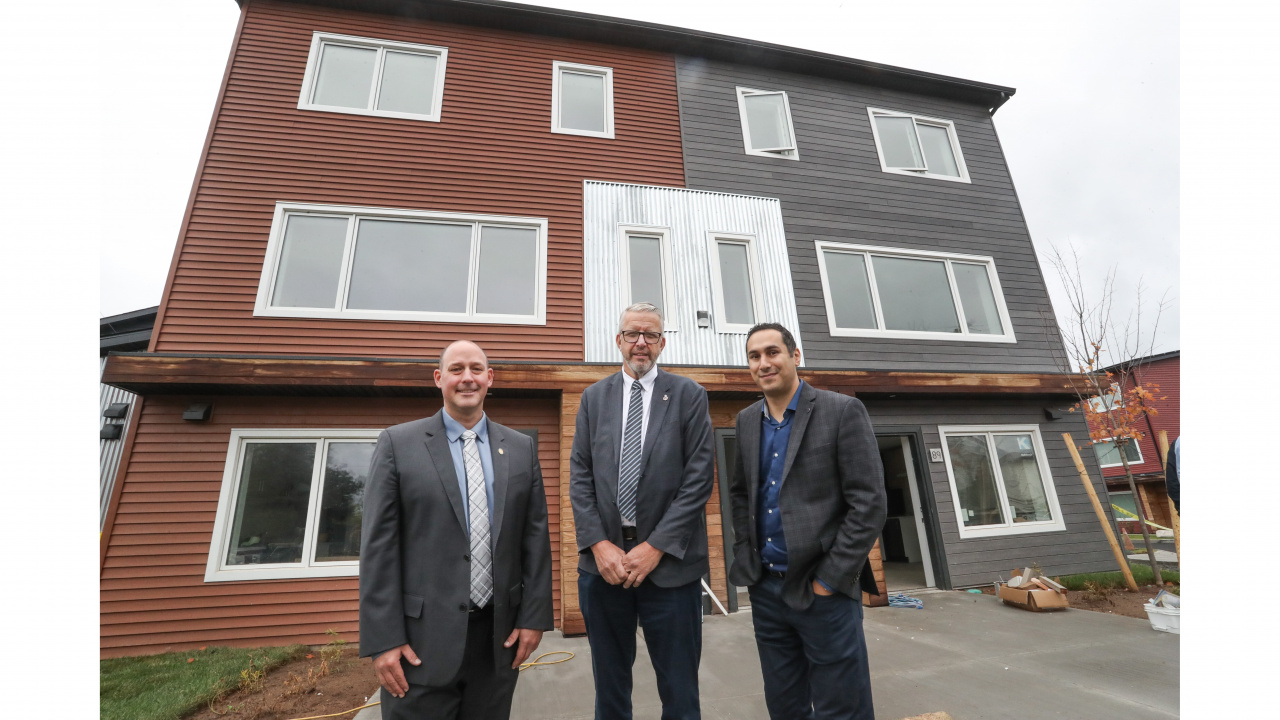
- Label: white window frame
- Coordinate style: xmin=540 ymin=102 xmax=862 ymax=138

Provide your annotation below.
xmin=297 ymin=32 xmax=448 ymax=122
xmin=205 ymin=429 xmax=382 ymax=582
xmin=866 ymin=107 xmax=970 ymax=183
xmin=551 ymin=61 xmax=615 ymax=139
xmin=253 ymin=201 xmax=549 ymax=325
xmin=814 ymin=240 xmax=1016 ymax=343
xmin=1093 ymin=437 xmax=1145 ymax=469
xmin=706 ymin=232 xmax=766 ymax=334
xmin=735 ymin=86 xmax=800 ymax=160
xmin=1087 ymin=384 xmax=1123 ymax=413
xmin=938 ymin=425 xmax=1066 ymax=539
xmin=617 ymin=224 xmax=678 ymax=331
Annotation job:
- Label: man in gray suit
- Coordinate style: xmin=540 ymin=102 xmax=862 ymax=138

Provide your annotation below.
xmin=360 ymin=340 xmax=554 ymax=720
xmin=728 ymin=323 xmax=886 ymax=720
xmin=570 ymin=302 xmax=715 ymax=720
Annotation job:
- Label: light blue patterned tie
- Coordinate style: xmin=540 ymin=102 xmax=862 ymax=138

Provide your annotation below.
xmin=618 ymin=380 xmax=645 ymax=523
xmin=462 ymin=430 xmax=492 ymax=606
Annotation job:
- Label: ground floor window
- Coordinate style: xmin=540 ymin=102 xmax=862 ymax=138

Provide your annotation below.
xmin=1108 ymin=489 xmax=1141 ymax=523
xmin=205 ymin=429 xmax=380 ymax=582
xmin=938 ymin=425 xmax=1066 ymax=539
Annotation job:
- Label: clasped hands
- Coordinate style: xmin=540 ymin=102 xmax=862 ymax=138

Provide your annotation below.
xmin=592 ymin=539 xmax=663 ymax=587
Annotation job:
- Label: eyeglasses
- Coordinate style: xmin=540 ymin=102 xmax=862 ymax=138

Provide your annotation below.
xmin=620 ymin=330 xmax=663 ymax=344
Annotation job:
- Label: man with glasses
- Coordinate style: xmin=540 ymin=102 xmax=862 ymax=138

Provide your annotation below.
xmin=570 ymin=302 xmax=715 ymax=720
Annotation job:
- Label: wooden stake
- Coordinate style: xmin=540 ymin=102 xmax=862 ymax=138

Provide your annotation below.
xmin=1062 ymin=432 xmax=1139 ymax=591
xmin=1156 ymin=431 xmax=1181 ymax=566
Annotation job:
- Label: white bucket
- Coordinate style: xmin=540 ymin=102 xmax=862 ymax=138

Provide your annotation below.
xmin=1143 ymin=603 xmax=1180 ymax=634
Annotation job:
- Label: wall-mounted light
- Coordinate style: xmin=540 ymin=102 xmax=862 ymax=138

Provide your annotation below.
xmin=183 ymin=403 xmax=213 ymax=421
xmin=1043 ymin=407 xmax=1063 ymax=421
xmin=696 ymin=310 xmax=711 ymax=328
xmin=103 ymin=402 xmax=130 ymax=419
xmin=100 ymin=424 xmax=124 ymax=440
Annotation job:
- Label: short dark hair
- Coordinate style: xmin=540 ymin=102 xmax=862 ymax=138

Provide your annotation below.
xmin=438 ymin=340 xmax=488 ymax=370
xmin=745 ymin=323 xmax=797 ymax=355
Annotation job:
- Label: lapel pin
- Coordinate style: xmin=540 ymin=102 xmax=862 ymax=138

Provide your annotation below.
xmin=498 ymin=448 xmax=504 ymax=455
xmin=663 ymin=394 xmax=668 ymax=401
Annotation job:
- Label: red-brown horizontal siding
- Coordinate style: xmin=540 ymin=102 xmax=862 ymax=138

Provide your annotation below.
xmin=151 ymin=0 xmax=686 ymax=359
xmin=100 ymin=395 xmax=561 ymax=657
xmin=1091 ymin=355 xmax=1180 ymax=479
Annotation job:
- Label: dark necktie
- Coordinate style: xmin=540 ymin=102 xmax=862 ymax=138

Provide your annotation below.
xmin=618 ymin=379 xmax=644 ymax=523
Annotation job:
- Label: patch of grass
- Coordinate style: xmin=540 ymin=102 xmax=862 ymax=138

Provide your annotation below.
xmin=100 ymin=644 xmax=306 ymax=720
xmin=1055 ymin=565 xmax=1180 ymax=591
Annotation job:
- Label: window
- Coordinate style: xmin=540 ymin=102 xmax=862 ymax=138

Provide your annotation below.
xmin=1093 ymin=438 xmax=1144 ymax=468
xmin=254 ymin=202 xmax=548 ymax=325
xmin=939 ymin=425 xmax=1066 ymax=538
xmin=1087 ymin=384 xmax=1123 ymax=413
xmin=618 ymin=225 xmax=677 ymax=329
xmin=736 ymin=87 xmax=799 ymax=159
xmin=707 ymin=233 xmax=765 ymax=333
xmin=814 ymin=241 xmax=1015 ymax=342
xmin=298 ymin=33 xmax=448 ymax=121
xmin=867 ymin=107 xmax=970 ymax=182
xmin=1109 ymin=490 xmax=1140 ymax=523
xmin=552 ymin=61 xmax=614 ymax=138
xmin=205 ymin=429 xmax=380 ymax=582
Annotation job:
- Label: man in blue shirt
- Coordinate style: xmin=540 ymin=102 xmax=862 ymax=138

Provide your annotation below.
xmin=728 ymin=323 xmax=886 ymax=720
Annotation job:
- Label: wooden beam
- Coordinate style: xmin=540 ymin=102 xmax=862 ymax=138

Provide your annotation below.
xmin=559 ymin=389 xmax=587 ymax=636
xmin=1156 ymin=431 xmax=1180 ymax=565
xmin=101 ymin=354 xmax=1083 ymax=397
xmin=1062 ymin=432 xmax=1139 ymax=592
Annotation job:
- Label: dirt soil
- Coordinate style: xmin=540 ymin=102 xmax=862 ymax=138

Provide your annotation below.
xmin=978 ymin=584 xmax=1172 ymax=619
xmin=188 ymin=647 xmax=378 ymax=720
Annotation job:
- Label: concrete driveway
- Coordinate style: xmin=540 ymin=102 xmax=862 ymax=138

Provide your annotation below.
xmin=360 ymin=591 xmax=1179 ymax=719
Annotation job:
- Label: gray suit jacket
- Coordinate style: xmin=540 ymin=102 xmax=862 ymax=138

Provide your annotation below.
xmin=727 ymin=382 xmax=887 ymax=609
xmin=358 ymin=411 xmax=554 ymax=685
xmin=570 ymin=368 xmax=715 ymax=587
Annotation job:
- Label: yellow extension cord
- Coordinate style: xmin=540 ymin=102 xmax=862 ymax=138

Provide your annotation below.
xmin=282 ymin=652 xmax=576 ymax=720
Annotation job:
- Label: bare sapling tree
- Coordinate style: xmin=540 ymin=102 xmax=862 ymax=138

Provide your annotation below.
xmin=1044 ymin=241 xmax=1172 ymax=586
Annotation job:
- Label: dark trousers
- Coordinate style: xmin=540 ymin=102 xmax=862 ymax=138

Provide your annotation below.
xmin=381 ymin=606 xmax=518 ymax=720
xmin=578 ymin=568 xmax=703 ymax=720
xmin=748 ymin=575 xmax=874 ymax=720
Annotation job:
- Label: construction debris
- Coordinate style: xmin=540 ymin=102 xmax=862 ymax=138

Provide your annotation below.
xmin=888 ymin=593 xmax=923 ymax=609
xmin=996 ymin=567 xmax=1069 ymax=612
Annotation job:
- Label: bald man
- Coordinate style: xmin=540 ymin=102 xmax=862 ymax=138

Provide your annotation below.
xmin=360 ymin=341 xmax=554 ymax=720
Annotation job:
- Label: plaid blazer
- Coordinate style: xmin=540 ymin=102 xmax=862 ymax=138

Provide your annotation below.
xmin=727 ymin=381 xmax=887 ymax=609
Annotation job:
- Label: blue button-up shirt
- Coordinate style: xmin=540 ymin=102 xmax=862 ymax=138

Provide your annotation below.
xmin=442 ymin=411 xmax=496 ymax=536
xmin=758 ymin=381 xmax=803 ymax=572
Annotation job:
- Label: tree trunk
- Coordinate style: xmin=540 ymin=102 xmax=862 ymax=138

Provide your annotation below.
xmin=1117 ymin=440 xmax=1164 ymax=586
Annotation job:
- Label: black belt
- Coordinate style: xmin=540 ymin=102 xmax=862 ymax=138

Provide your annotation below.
xmin=468 ymin=603 xmax=493 ymax=614
xmin=765 ymin=568 xmax=786 ymax=579
xmin=622 ymin=526 xmax=637 ymax=542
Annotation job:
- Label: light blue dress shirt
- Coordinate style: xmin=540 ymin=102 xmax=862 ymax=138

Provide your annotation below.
xmin=441 ymin=410 xmax=496 ymax=536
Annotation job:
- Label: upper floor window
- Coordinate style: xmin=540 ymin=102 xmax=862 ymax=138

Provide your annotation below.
xmin=1087 ymin=384 xmax=1123 ymax=413
xmin=298 ymin=32 xmax=448 ymax=122
xmin=254 ymin=202 xmax=547 ymax=325
xmin=205 ymin=429 xmax=380 ymax=582
xmin=1093 ymin=438 xmax=1144 ymax=469
xmin=867 ymin=107 xmax=970 ymax=182
xmin=815 ymin=241 xmax=1015 ymax=343
xmin=552 ymin=61 xmax=614 ymax=138
xmin=736 ymin=87 xmax=799 ymax=159
xmin=938 ymin=425 xmax=1066 ymax=539
xmin=618 ymin=225 xmax=677 ymax=329
xmin=707 ymin=233 xmax=765 ymax=333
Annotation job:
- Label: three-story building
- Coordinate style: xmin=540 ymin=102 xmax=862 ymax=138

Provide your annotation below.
xmin=100 ymin=0 xmax=1121 ymax=656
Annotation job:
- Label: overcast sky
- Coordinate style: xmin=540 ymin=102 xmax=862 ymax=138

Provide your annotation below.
xmin=95 ymin=0 xmax=1179 ymax=362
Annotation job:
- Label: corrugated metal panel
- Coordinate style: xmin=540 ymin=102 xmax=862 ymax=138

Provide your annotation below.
xmin=149 ymin=0 xmax=686 ymax=361
xmin=583 ymin=180 xmax=803 ymax=367
xmin=100 ymin=395 xmax=562 ymax=656
xmin=100 ymin=357 xmax=137 ymax=531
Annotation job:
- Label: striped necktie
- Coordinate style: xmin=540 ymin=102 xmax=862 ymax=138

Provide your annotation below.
xmin=462 ymin=430 xmax=493 ymax=607
xmin=618 ymin=379 xmax=645 ymax=523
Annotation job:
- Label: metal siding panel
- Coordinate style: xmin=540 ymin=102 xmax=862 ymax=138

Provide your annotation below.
xmin=583 ymin=181 xmax=803 ymax=366
xmin=100 ymin=357 xmax=137 ymax=531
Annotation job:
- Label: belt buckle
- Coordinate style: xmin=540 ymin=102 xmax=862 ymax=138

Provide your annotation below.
xmin=622 ymin=527 xmax=637 ymax=542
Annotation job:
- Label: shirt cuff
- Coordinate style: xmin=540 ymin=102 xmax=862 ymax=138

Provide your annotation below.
xmin=815 ymin=577 xmax=835 ymax=592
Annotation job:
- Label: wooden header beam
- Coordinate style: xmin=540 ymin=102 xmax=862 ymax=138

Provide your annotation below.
xmin=101 ymin=353 xmax=1082 ymax=397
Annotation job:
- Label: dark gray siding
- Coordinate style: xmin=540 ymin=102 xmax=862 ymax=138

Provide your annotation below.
xmin=675 ymin=57 xmax=1067 ymax=373
xmin=863 ymin=394 xmax=1120 ymax=588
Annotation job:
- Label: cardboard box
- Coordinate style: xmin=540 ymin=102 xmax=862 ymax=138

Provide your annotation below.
xmin=996 ymin=582 xmax=1069 ymax=612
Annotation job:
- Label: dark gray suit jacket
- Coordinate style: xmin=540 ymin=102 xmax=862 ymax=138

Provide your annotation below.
xmin=358 ymin=411 xmax=554 ymax=685
xmin=570 ymin=368 xmax=715 ymax=587
xmin=728 ymin=382 xmax=887 ymax=609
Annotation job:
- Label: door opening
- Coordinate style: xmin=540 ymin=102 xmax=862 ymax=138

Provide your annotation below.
xmin=877 ymin=435 xmax=936 ymax=591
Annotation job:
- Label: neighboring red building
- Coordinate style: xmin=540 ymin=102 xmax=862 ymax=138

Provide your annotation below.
xmin=1086 ymin=350 xmax=1180 ymax=533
